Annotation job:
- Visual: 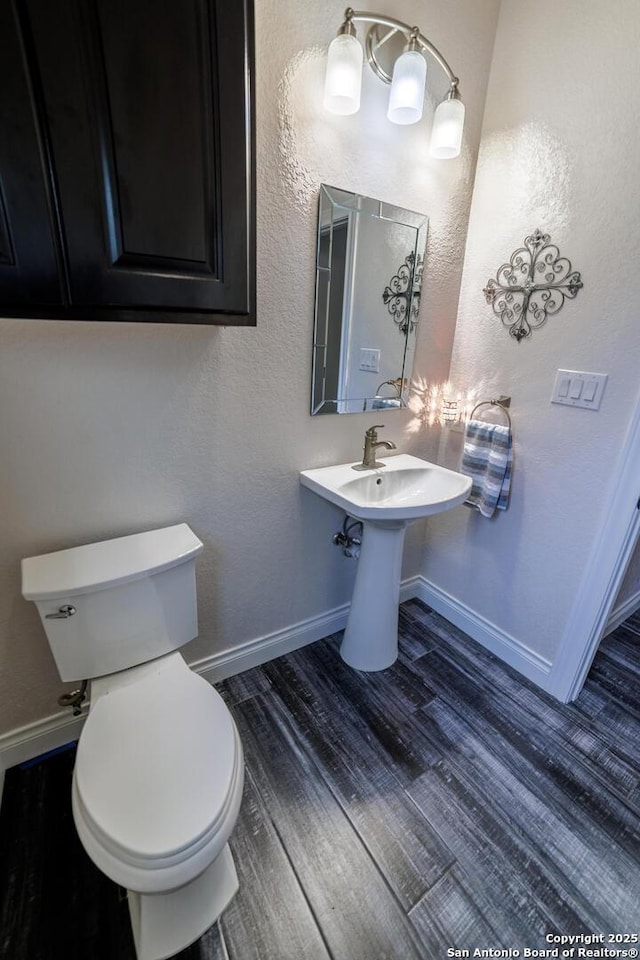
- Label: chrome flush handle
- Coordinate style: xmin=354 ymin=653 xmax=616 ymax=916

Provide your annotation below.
xmin=45 ymin=604 xmax=77 ymax=620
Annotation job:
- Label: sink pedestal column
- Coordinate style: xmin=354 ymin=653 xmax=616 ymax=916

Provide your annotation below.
xmin=340 ymin=519 xmax=408 ymax=672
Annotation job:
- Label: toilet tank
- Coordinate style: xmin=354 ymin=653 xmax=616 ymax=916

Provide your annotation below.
xmin=21 ymin=524 xmax=204 ymax=682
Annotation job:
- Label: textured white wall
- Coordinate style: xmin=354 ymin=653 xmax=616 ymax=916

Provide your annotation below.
xmin=421 ymin=0 xmax=640 ymax=663
xmin=0 ymin=0 xmax=500 ymax=735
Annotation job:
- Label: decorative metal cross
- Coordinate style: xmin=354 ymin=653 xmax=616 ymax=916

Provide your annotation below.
xmin=483 ymin=229 xmax=583 ymax=342
xmin=382 ymin=251 xmax=424 ymax=336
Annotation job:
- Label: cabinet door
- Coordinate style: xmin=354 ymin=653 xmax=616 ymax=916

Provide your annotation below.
xmin=25 ymin=0 xmax=254 ymax=321
xmin=0 ymin=1 xmax=64 ymax=306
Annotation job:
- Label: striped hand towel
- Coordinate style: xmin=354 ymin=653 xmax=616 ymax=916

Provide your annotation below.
xmin=461 ymin=419 xmax=513 ymax=518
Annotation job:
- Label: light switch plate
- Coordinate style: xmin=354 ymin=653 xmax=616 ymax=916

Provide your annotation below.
xmin=551 ymin=369 xmax=608 ymax=410
xmin=359 ymin=348 xmax=380 ymax=372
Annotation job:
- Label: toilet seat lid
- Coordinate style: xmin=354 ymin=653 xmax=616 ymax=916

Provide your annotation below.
xmin=75 ymin=657 xmax=239 ymax=863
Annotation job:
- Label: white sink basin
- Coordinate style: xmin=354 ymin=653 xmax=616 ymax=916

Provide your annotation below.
xmin=300 ymin=454 xmax=471 ymax=522
xmin=300 ymin=453 xmax=471 ymax=673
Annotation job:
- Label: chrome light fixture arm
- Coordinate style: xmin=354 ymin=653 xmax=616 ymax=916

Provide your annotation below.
xmin=344 ymin=8 xmax=460 ymax=92
xmin=326 ymin=8 xmax=465 ymax=157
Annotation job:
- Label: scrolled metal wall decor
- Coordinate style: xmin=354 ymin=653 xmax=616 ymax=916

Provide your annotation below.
xmin=483 ymin=229 xmax=583 ymax=342
xmin=382 ymin=252 xmax=424 ymax=336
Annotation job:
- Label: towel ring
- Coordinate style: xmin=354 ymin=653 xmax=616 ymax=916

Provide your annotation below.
xmin=469 ymin=397 xmax=513 ymax=436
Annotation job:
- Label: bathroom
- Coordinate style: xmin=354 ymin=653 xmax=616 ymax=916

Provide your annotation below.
xmin=1 ymin=0 xmax=639 ymax=956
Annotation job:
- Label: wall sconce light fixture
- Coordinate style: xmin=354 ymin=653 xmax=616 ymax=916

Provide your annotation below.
xmin=324 ymin=7 xmax=465 ymax=159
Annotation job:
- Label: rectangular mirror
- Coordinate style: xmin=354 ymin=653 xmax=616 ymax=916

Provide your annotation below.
xmin=312 ymin=184 xmax=428 ymax=415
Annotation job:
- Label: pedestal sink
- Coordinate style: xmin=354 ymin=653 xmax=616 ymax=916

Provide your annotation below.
xmin=300 ymin=454 xmax=472 ymax=671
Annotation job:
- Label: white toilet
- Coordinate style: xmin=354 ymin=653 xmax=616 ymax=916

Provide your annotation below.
xmin=21 ymin=524 xmax=244 ymax=960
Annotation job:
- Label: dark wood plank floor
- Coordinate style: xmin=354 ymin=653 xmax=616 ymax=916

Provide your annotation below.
xmin=1 ymin=602 xmax=639 ymax=959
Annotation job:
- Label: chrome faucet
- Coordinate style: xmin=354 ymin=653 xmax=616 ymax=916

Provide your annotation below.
xmin=353 ymin=425 xmax=397 ymax=471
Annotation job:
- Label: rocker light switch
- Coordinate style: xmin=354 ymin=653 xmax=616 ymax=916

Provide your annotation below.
xmin=569 ymin=379 xmax=583 ymax=400
xmin=551 ymin=370 xmax=608 ymax=410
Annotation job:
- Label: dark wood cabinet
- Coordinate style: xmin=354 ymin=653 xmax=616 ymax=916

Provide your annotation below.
xmin=0 ymin=0 xmax=255 ymax=324
xmin=0 ymin=1 xmax=64 ymax=307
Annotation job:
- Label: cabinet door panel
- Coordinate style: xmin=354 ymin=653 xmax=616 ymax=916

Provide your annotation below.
xmin=26 ymin=0 xmax=253 ymax=319
xmin=95 ymin=1 xmax=217 ymax=270
xmin=0 ymin=0 xmax=63 ymax=306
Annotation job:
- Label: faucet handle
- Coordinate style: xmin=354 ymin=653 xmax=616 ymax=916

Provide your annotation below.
xmin=365 ymin=424 xmax=385 ymax=438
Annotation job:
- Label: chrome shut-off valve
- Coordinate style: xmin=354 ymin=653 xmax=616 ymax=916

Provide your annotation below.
xmin=58 ymin=678 xmax=88 ymax=716
xmin=333 ymin=516 xmax=363 ymax=558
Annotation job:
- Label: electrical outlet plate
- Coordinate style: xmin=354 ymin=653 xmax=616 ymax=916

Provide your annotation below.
xmin=551 ymin=370 xmax=608 ymax=410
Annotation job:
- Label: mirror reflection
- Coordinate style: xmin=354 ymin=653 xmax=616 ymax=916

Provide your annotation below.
xmin=312 ymin=184 xmax=428 ymax=415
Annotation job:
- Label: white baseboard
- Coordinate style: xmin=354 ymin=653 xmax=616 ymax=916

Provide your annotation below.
xmin=0 ymin=710 xmax=87 ymax=773
xmin=192 ymin=579 xmax=421 ymax=686
xmin=0 ymin=594 xmax=360 ymax=776
xmin=413 ymin=575 xmax=552 ymax=688
xmin=399 ymin=576 xmax=424 ymax=604
xmin=190 ymin=601 xmax=351 ymax=685
xmin=0 ymin=578 xmax=425 ymax=778
xmin=0 ymin=572 xmax=553 ymax=785
xmin=604 ymin=588 xmax=640 ymax=636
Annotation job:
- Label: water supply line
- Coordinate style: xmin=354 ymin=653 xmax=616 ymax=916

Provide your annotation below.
xmin=58 ymin=679 xmax=88 ymax=716
xmin=332 ymin=516 xmax=363 ymax=558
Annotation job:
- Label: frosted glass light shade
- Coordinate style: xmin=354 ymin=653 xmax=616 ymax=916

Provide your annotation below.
xmin=387 ymin=50 xmax=427 ymax=125
xmin=430 ymin=97 xmax=465 ymax=158
xmin=323 ymin=34 xmax=363 ymax=116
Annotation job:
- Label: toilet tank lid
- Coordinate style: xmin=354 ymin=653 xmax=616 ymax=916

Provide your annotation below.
xmin=21 ymin=524 xmax=203 ymax=600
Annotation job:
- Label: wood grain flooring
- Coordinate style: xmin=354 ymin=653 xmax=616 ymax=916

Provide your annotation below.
xmin=1 ymin=601 xmax=639 ymax=959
